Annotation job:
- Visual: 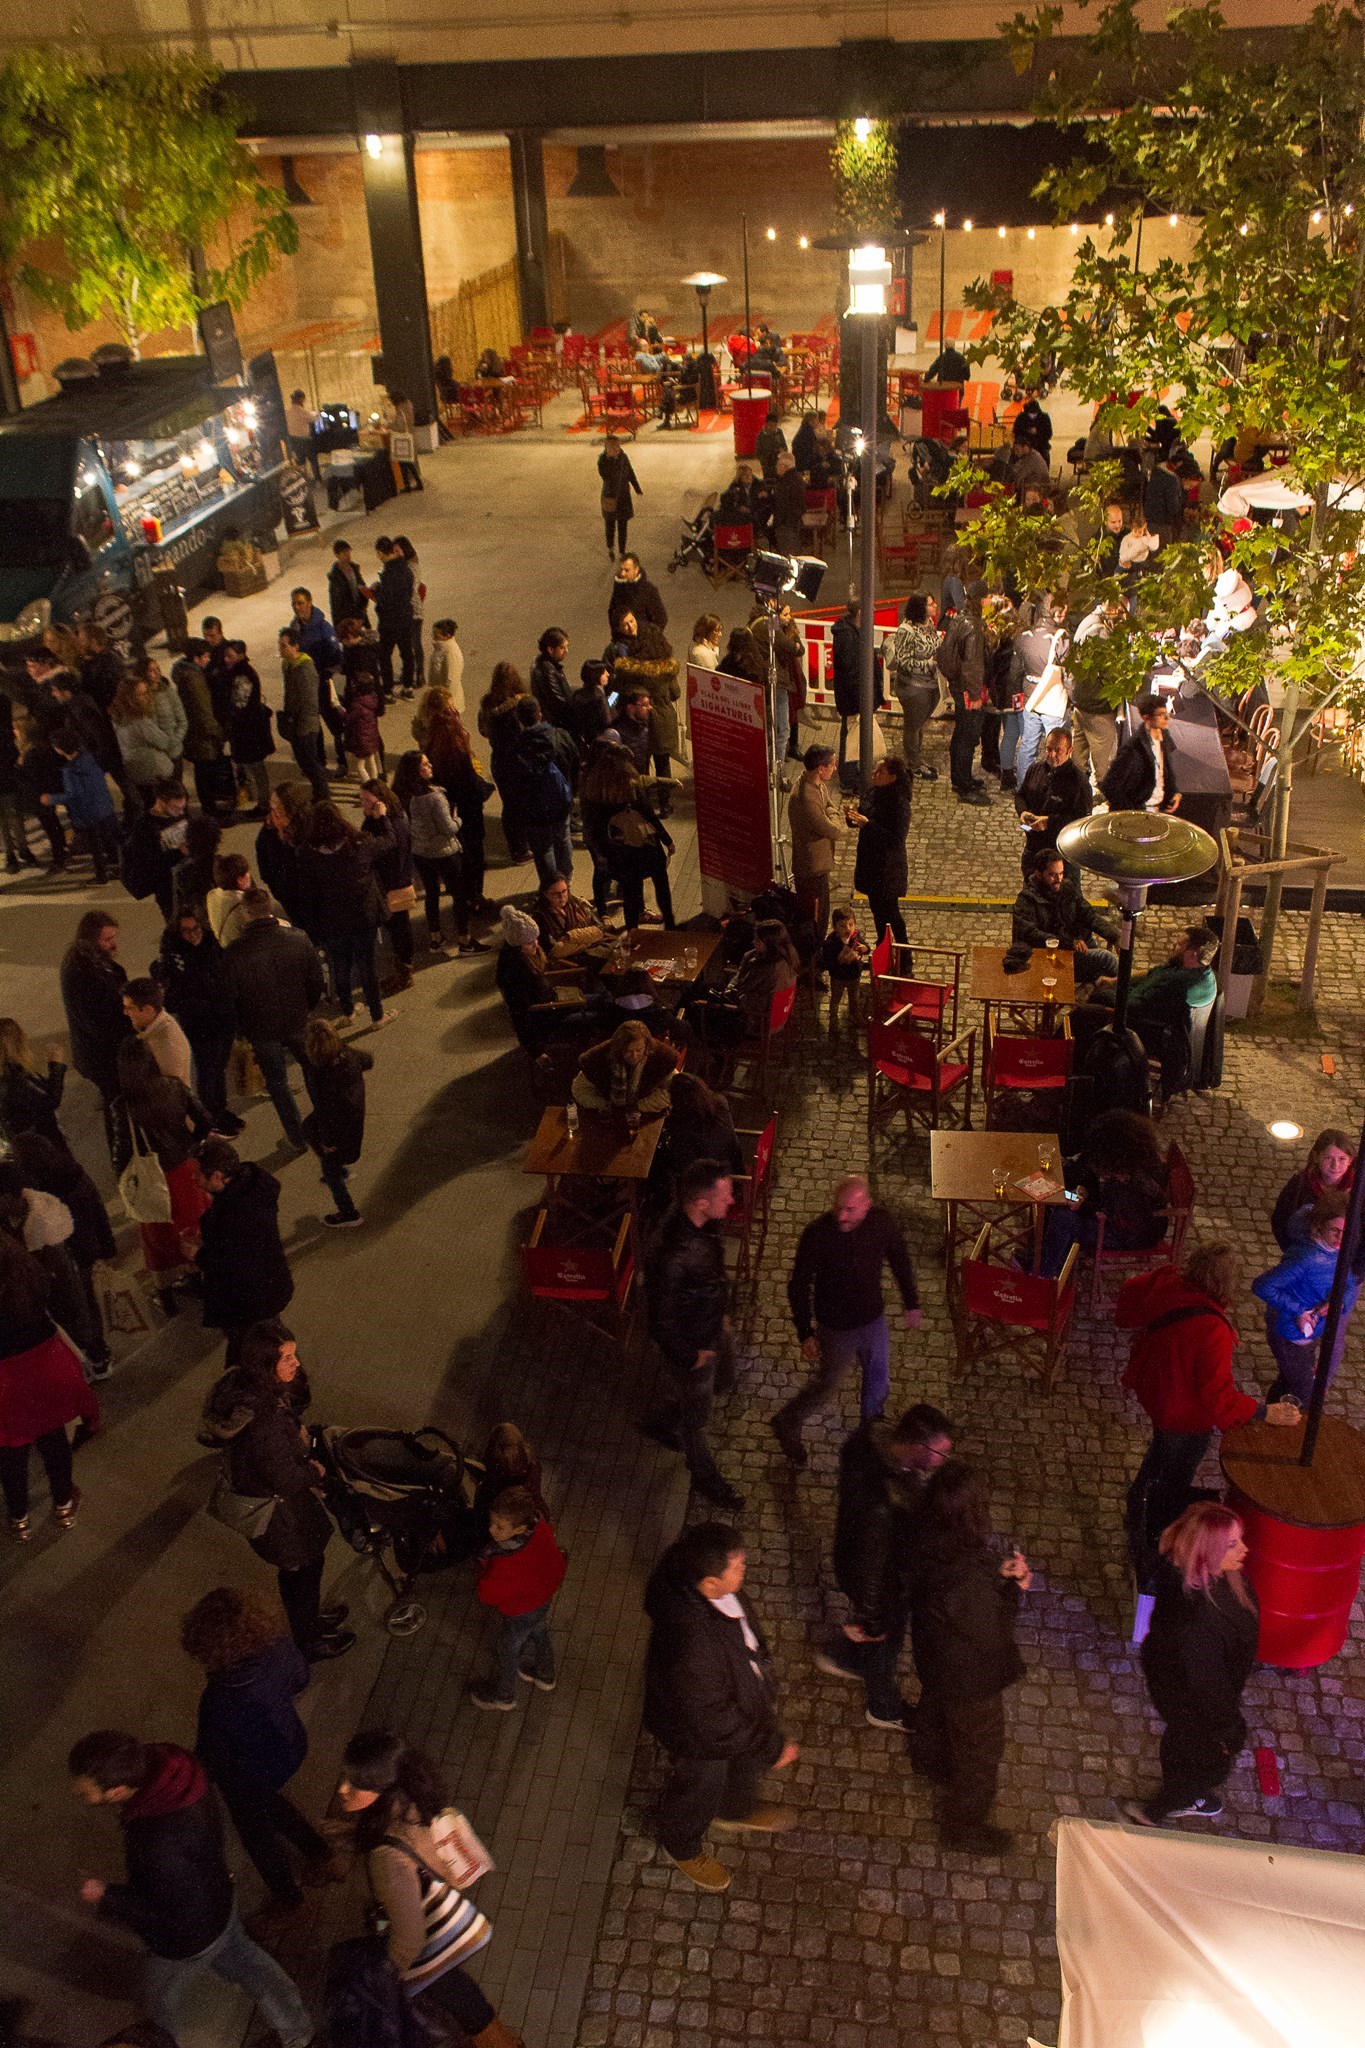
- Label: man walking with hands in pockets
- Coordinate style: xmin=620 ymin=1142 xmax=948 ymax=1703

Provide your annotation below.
xmin=773 ymin=1174 xmax=921 ymax=1468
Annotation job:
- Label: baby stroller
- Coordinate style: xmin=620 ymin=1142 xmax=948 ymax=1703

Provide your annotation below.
xmin=312 ymin=1424 xmax=483 ymax=1637
xmin=667 ymin=492 xmax=717 ymax=576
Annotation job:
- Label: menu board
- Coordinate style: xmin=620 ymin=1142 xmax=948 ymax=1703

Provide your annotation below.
xmin=687 ymin=662 xmax=773 ymax=899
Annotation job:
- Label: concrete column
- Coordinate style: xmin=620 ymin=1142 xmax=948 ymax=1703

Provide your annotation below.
xmin=353 ymin=60 xmax=436 ymax=427
xmin=509 ymin=129 xmax=551 ymax=333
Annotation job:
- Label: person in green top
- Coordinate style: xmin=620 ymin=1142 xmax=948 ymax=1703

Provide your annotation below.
xmin=1076 ymin=924 xmax=1219 ymax=1096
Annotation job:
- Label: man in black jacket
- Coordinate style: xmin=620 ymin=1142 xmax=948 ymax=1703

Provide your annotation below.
xmin=196 ymin=1139 xmax=295 ymax=1359
xmin=368 ymin=536 xmax=415 ymax=700
xmin=608 ymin=551 xmax=668 ymax=636
xmin=157 ymin=908 xmax=240 ymax=1134
xmin=773 ymin=1175 xmax=920 ymax=1467
xmin=120 ymin=781 xmax=189 ymax=918
xmin=643 ymin=1522 xmax=798 ymax=1893
xmin=1015 ymin=726 xmax=1092 ymax=876
xmin=644 ymin=1160 xmax=742 ymax=1512
xmin=1011 ymin=850 xmax=1121 ymax=982
xmin=224 ymin=891 xmax=325 ymax=1148
xmin=815 ymin=1404 xmax=954 ymax=1729
xmin=530 ymin=628 xmax=574 ymax=728
xmin=69 ymin=1730 xmax=311 ymax=2042
xmin=1101 ymin=694 xmax=1180 ymax=814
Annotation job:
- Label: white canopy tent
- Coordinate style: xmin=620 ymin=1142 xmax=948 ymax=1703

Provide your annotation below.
xmin=1218 ymin=474 xmax=1365 ymax=517
xmin=1049 ymin=1817 xmax=1365 ymax=2048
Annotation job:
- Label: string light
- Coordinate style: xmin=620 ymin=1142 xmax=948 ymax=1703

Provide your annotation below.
xmin=1027 ymin=227 xmax=1036 ymax=240
xmin=1346 ymin=204 xmax=1356 ymax=217
xmin=933 ymin=210 xmax=946 ymax=228
xmin=962 ymin=218 xmax=973 ymax=232
xmin=1239 ymin=221 xmax=1250 ymax=235
xmin=1104 ymin=212 xmax=1115 ymax=227
xmin=798 ymin=234 xmax=809 ymax=250
xmin=854 ymin=117 xmax=871 ymax=140
xmin=997 ymin=225 xmax=1007 ymax=238
xmin=1069 ymin=222 xmax=1079 ymax=235
xmin=1168 ymin=213 xmax=1179 ymax=227
xmin=1312 ymin=209 xmax=1323 ymax=223
xmin=364 ymin=133 xmax=382 ymax=158
xmin=765 ymin=227 xmax=776 ymax=240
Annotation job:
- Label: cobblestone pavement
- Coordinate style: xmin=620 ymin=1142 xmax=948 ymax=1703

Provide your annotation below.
xmin=564 ymin=743 xmax=1365 ymax=2048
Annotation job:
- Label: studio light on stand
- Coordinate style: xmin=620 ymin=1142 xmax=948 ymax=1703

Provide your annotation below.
xmin=1055 ymin=810 xmax=1218 ymax=1118
xmin=750 ymin=550 xmax=826 ymax=883
xmin=681 ymin=271 xmax=727 ymax=412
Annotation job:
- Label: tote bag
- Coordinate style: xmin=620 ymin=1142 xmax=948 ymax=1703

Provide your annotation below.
xmin=118 ymin=1116 xmax=172 ymax=1224
xmin=206 ymin=1467 xmax=280 ymax=1541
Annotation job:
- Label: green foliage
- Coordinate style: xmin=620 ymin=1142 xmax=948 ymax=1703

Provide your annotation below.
xmin=0 ymin=50 xmax=297 ymax=353
xmin=948 ymin=1 xmax=1365 ymax=714
xmin=831 ymin=120 xmax=901 ymax=236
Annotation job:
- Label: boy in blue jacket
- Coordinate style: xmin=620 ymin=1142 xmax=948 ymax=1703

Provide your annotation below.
xmin=1252 ymin=1190 xmax=1358 ymax=1403
xmin=46 ymin=724 xmax=120 ymax=882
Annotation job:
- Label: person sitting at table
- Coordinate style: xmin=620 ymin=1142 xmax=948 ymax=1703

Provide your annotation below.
xmin=651 ymin=1072 xmax=744 ymax=1200
xmin=535 ymin=875 xmax=610 ymax=955
xmin=494 ymin=906 xmax=602 ymax=1056
xmin=1010 ymin=850 xmax=1120 ymax=983
xmin=571 ymin=1020 xmax=678 ymax=1118
xmin=1039 ymin=1109 xmax=1170 ymax=1275
xmin=1072 ymin=925 xmax=1218 ymax=1096
xmin=687 ymin=919 xmax=799 ymax=1050
xmin=476 ymin=348 xmax=506 ymax=381
xmin=606 ymin=967 xmax=695 ymax=1061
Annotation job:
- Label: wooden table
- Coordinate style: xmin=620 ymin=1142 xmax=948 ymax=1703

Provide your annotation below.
xmin=603 ymin=929 xmax=722 ymax=984
xmin=523 ymin=1105 xmax=665 ymax=1251
xmin=929 ymin=1127 xmax=1070 ymax=1276
xmin=971 ymin=944 xmax=1075 ymax=1031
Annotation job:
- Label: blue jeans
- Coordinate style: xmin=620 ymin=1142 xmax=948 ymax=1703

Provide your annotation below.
xmin=1015 ymin=706 xmax=1066 ymax=781
xmin=1074 ymin=947 xmax=1119 ymax=982
xmin=490 ymin=1599 xmax=555 ymax=1703
xmin=326 ymin=929 xmax=383 ymax=1022
xmin=143 ymin=1910 xmax=311 ymax=2047
xmin=251 ymin=1033 xmax=308 ymax=1147
xmin=999 ymin=710 xmax=1021 ymax=778
xmin=773 ymin=1314 xmax=892 ymax=1439
xmin=527 ymin=822 xmax=573 ymax=887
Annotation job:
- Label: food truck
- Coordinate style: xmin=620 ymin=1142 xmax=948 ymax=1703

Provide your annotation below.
xmin=0 ymin=342 xmax=288 ymax=655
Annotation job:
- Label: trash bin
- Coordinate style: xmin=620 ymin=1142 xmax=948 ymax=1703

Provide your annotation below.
xmin=732 ymin=392 xmax=770 ymax=459
xmin=1208 ymin=912 xmax=1265 ymax=1020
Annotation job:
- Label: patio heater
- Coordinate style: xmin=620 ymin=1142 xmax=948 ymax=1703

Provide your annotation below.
xmin=1055 ymin=810 xmax=1218 ymax=1115
xmin=681 ymin=271 xmax=726 ymax=412
xmin=848 ymin=244 xmax=893 ymax=802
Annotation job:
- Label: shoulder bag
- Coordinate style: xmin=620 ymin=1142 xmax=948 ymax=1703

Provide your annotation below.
xmin=118 ymin=1114 xmax=172 ymax=1224
xmin=1024 ymin=632 xmax=1069 ymax=722
xmin=206 ymin=1466 xmax=280 ymax=1541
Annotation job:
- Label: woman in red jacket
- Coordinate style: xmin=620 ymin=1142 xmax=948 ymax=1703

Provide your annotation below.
xmin=0 ymin=1234 xmax=99 ymax=1538
xmin=1118 ymin=1242 xmax=1296 ymax=1616
xmin=470 ymin=1486 xmax=566 ymax=1712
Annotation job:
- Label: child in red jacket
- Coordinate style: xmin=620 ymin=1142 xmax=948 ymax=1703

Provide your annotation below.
xmin=471 ymin=1486 xmax=567 ymax=1711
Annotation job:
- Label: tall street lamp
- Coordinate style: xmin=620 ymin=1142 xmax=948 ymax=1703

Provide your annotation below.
xmin=681 ymin=271 xmax=726 ymax=412
xmin=848 ymin=243 xmax=892 ymax=802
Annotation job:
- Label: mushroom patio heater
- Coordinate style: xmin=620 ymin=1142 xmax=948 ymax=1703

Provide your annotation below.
xmin=680 ymin=272 xmax=726 ymax=412
xmin=1055 ymin=809 xmax=1218 ymax=1116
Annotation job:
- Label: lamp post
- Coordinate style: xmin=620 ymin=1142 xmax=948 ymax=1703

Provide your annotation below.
xmin=848 ymin=243 xmax=892 ymax=803
xmin=934 ymin=211 xmax=946 ymax=362
xmin=741 ymin=216 xmax=753 ymax=394
xmin=681 ymin=271 xmax=726 ymax=412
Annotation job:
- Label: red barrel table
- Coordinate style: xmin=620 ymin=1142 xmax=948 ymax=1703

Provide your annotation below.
xmin=1221 ymin=1414 xmax=1365 ymax=1668
xmin=731 ymin=391 xmax=770 ymax=459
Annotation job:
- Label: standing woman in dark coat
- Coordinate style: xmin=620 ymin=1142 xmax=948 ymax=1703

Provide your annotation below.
xmin=59 ymin=910 xmax=131 ymax=1160
xmin=849 ymin=755 xmax=912 ymax=943
xmin=1123 ymin=1502 xmax=1259 ymax=1826
xmin=301 ymin=1018 xmax=372 ymax=1228
xmin=195 ymin=1139 xmax=295 ymax=1359
xmin=296 ymin=802 xmax=391 ymax=1029
xmin=359 ymin=777 xmax=414 ymax=991
xmin=0 ymin=1018 xmax=69 ymax=1152
xmin=908 ymin=1462 xmax=1030 ymax=1856
xmin=254 ymin=781 xmax=314 ymax=932
xmin=477 ymin=661 xmax=532 ymax=864
xmin=181 ymin=1585 xmax=338 ymax=1924
xmin=220 ymin=1320 xmax=353 ymax=1661
xmin=598 ymin=432 xmax=641 ymax=560
xmin=421 ymin=696 xmax=490 ymax=916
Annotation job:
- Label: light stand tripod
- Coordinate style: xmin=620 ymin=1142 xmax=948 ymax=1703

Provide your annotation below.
xmin=758 ymin=593 xmax=793 ymax=886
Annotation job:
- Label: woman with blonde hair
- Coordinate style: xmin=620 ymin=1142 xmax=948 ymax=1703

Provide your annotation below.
xmin=1123 ymin=1502 xmax=1259 ymax=1827
xmin=109 ymin=671 xmax=178 ymax=795
xmin=687 ymin=613 xmax=723 ymax=672
xmin=181 ymin=1585 xmax=338 ymax=1924
xmin=572 ymin=1019 xmax=678 ymax=1116
xmin=0 ymin=1017 xmax=68 ymax=1151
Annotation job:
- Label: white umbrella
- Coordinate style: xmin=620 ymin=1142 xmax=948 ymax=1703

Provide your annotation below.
xmin=1219 ymin=473 xmax=1365 ymax=516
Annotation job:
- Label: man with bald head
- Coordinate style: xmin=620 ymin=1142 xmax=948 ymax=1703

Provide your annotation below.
xmin=773 ymin=1175 xmax=921 ymax=1468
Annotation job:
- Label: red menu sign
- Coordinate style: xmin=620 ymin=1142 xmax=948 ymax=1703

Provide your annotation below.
xmin=687 ymin=663 xmax=772 ymax=899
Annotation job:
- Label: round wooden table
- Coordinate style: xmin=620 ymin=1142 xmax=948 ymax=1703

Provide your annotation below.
xmin=1221 ymin=1414 xmax=1365 ymax=1668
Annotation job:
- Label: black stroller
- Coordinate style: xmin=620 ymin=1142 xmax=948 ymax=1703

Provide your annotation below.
xmin=667 ymin=492 xmax=717 ymax=576
xmin=312 ymin=1424 xmax=483 ymax=1637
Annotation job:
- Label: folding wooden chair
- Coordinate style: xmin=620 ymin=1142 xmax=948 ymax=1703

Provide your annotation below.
xmin=867 ymin=1008 xmax=975 ymax=1141
xmin=957 ymin=1224 xmax=1078 ymax=1391
xmin=724 ymin=1113 xmax=777 ymax=1286
xmin=868 ymin=936 xmax=963 ymax=1045
xmin=724 ymin=983 xmax=797 ymax=1099
xmin=711 ymin=522 xmax=755 ymax=586
xmin=982 ymin=1017 xmax=1073 ymax=1129
xmin=520 ymin=1209 xmax=638 ymax=1351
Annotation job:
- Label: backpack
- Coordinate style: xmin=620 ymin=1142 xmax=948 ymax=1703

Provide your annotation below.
xmin=935 ymin=620 xmax=964 ymax=686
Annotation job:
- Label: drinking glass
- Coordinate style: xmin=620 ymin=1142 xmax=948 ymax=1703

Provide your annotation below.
xmin=991 ymin=1161 xmax=1009 ymax=1199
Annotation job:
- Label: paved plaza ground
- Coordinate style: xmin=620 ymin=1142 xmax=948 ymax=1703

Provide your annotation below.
xmin=1 ymin=422 xmax=1362 ymax=2048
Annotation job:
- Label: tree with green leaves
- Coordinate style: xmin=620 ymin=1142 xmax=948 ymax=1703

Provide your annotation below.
xmin=0 ymin=51 xmax=296 ymax=356
xmin=951 ymin=1 xmax=1365 ymax=978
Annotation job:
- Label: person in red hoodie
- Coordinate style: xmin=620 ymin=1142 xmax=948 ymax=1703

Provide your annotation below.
xmin=470 ymin=1484 xmax=567 ymax=1711
xmin=1118 ymin=1241 xmax=1297 ymax=1626
xmin=68 ymin=1730 xmax=312 ymax=2043
xmin=0 ymin=1233 xmax=99 ymax=1539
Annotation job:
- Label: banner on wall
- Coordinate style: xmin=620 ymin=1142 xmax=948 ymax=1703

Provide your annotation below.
xmin=686 ymin=662 xmax=773 ymax=903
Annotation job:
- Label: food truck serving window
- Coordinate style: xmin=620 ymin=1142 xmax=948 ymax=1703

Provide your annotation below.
xmin=0 ymin=497 xmax=69 ymax=569
xmin=74 ymin=482 xmax=116 ymax=554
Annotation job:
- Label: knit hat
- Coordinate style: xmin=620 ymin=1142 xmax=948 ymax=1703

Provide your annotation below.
xmin=500 ymin=905 xmax=539 ymax=947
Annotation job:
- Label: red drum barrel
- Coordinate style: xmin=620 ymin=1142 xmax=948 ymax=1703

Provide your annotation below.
xmin=1221 ymin=1415 xmax=1365 ymax=1669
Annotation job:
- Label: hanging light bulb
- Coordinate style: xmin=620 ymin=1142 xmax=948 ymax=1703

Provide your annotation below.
xmin=1069 ymin=222 xmax=1079 ymax=235
xmin=1027 ymin=227 xmax=1036 ymax=240
xmin=1104 ymin=211 xmax=1115 ymax=227
xmin=1169 ymin=213 xmax=1179 ymax=227
xmin=798 ymin=235 xmax=809 ymax=250
xmin=1311 ymin=209 xmax=1323 ymax=224
xmin=765 ymin=226 xmax=776 ymax=241
xmin=1239 ymin=221 xmax=1250 ymax=235
xmin=854 ymin=117 xmax=872 ymax=140
xmin=997 ymin=225 xmax=1007 ymax=239
xmin=962 ymin=218 xmax=973 ymax=233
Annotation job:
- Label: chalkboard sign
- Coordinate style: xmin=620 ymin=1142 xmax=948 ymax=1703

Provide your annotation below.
xmin=280 ymin=463 xmax=318 ymax=534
